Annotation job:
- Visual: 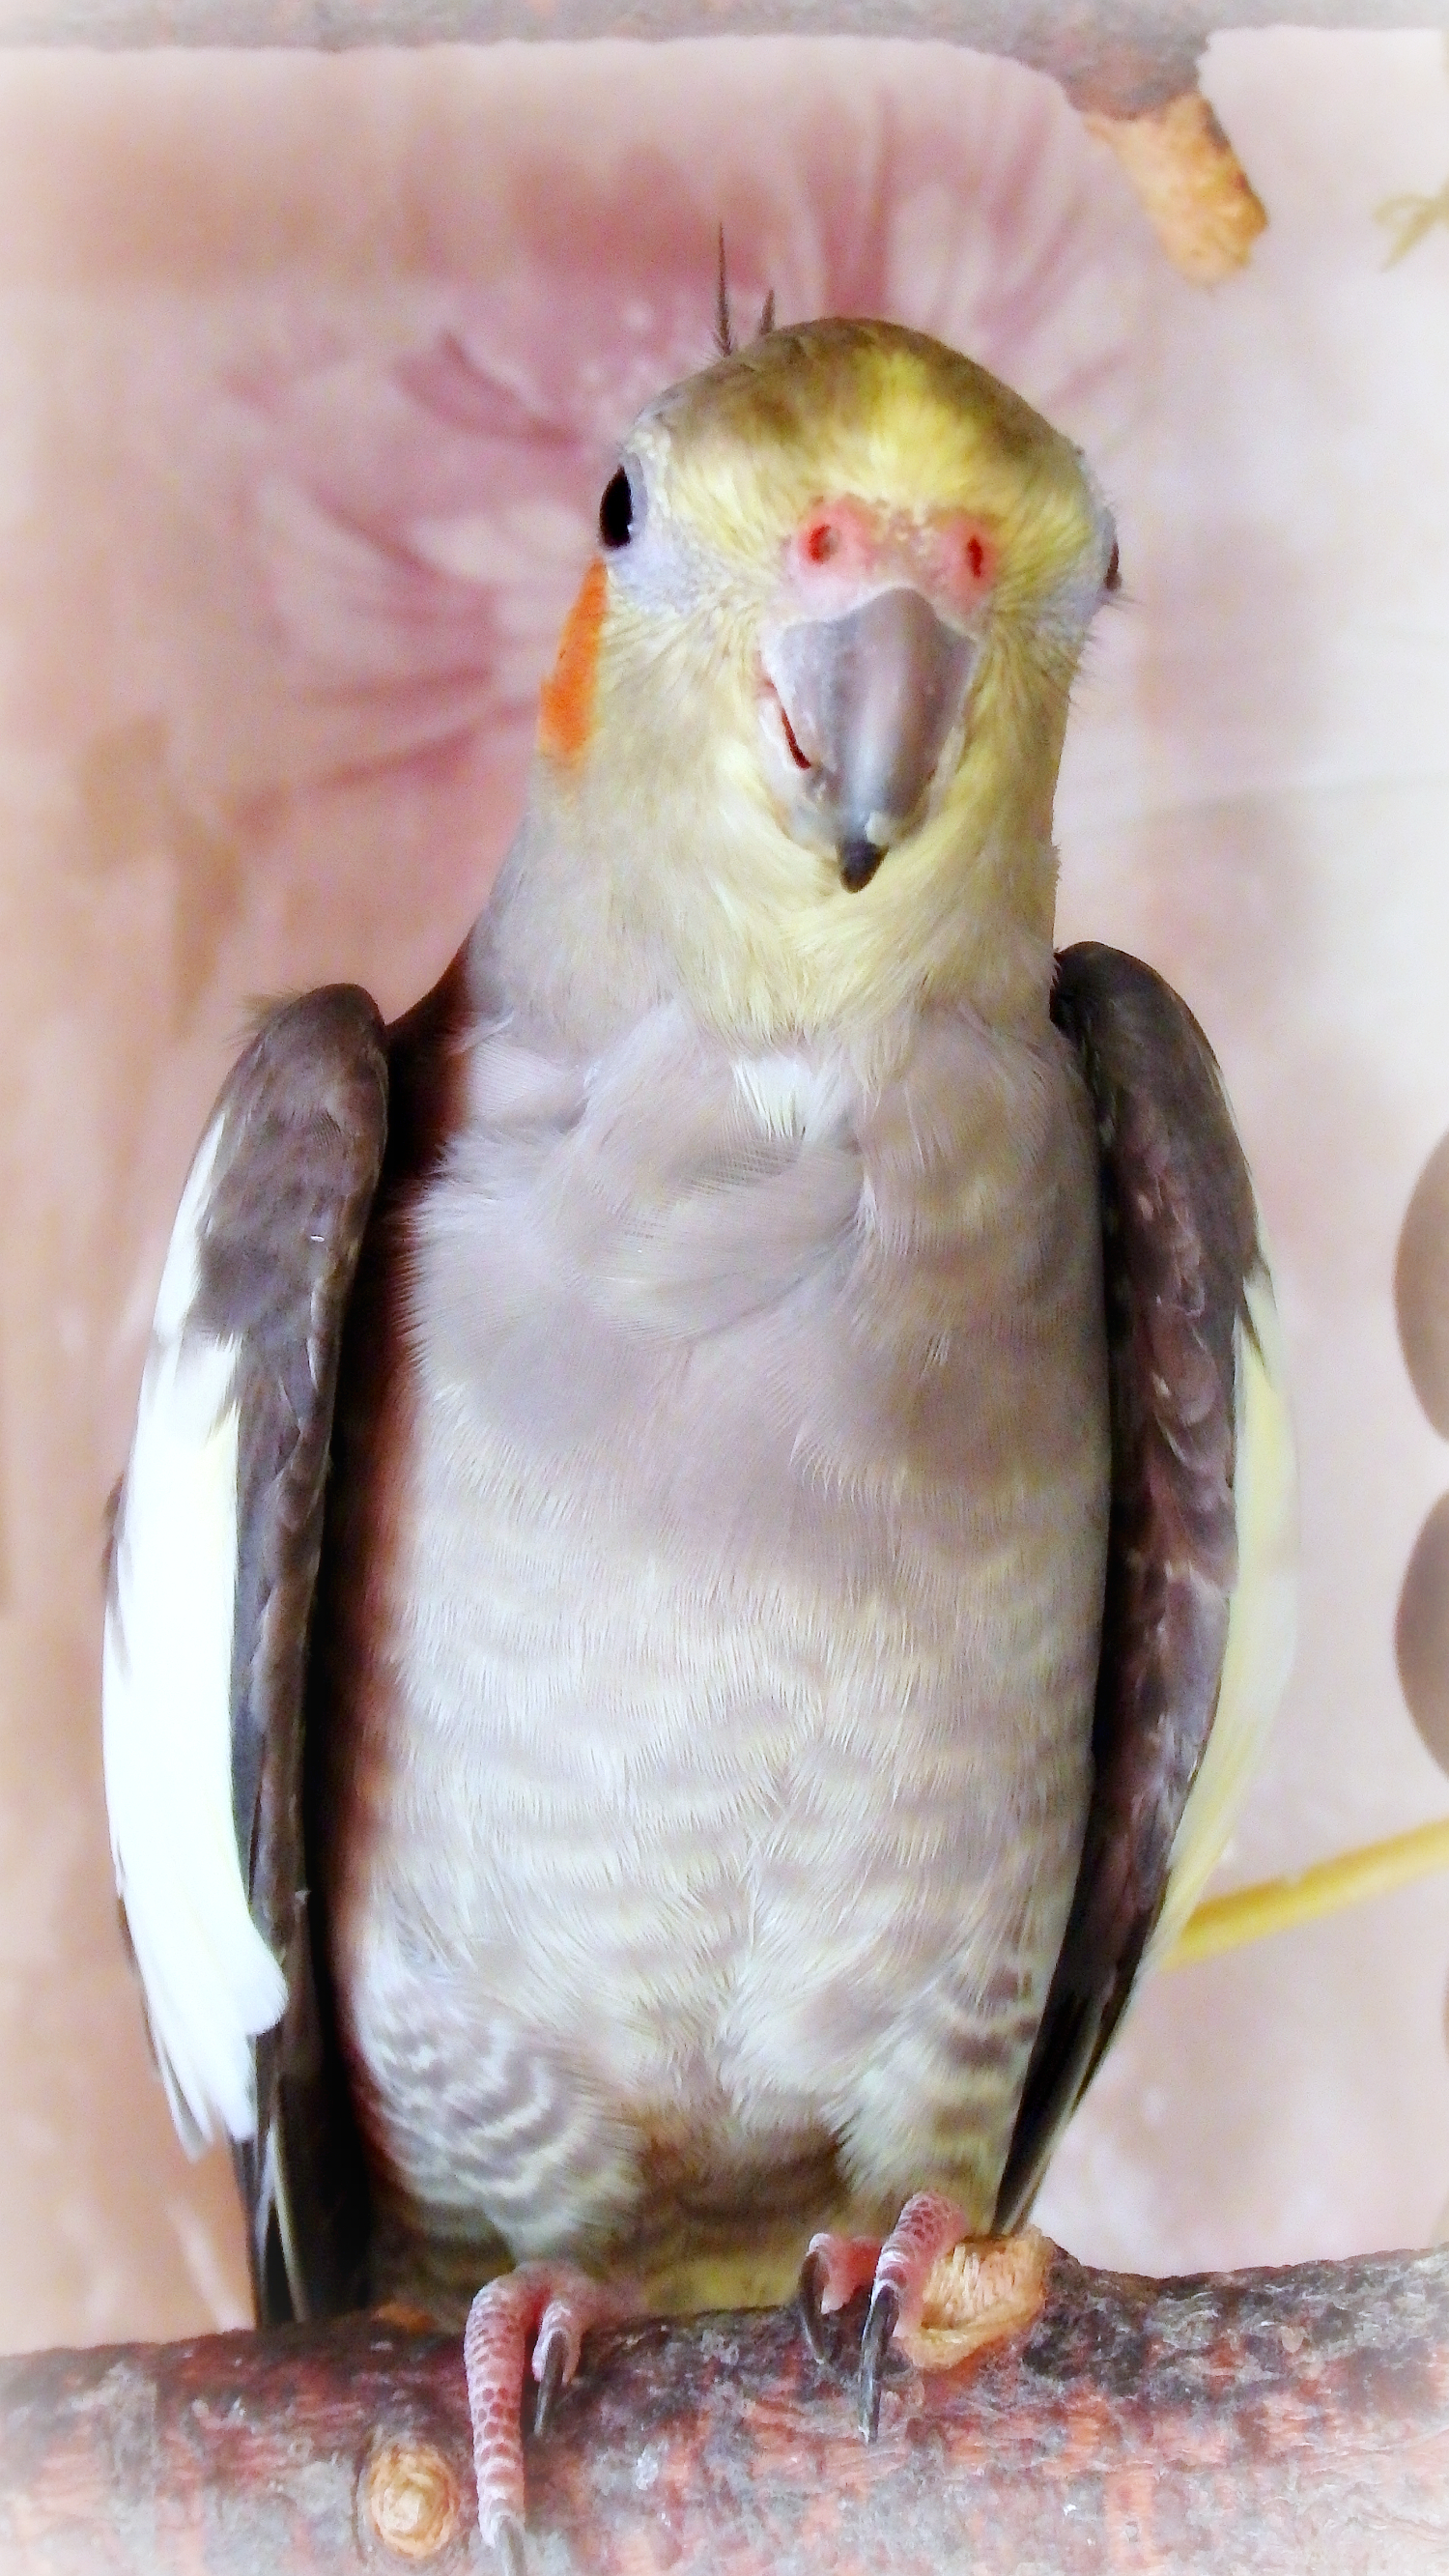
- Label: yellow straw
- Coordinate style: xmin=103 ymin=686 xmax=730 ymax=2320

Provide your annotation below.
xmin=1166 ymin=1816 xmax=1449 ymax=1969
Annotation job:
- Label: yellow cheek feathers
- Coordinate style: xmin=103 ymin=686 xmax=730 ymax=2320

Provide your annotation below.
xmin=538 ymin=559 xmax=609 ymax=763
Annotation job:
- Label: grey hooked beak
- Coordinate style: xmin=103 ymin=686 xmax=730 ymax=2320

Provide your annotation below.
xmin=762 ymin=587 xmax=978 ymax=892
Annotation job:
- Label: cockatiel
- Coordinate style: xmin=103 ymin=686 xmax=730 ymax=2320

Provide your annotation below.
xmin=103 ymin=316 xmax=1295 ymax=2563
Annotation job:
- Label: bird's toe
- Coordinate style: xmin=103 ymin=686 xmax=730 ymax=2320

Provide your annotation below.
xmin=796 ymin=2226 xmax=887 ymax=2364
xmin=847 ymin=2192 xmax=968 ymax=2438
xmin=465 ymin=2262 xmax=640 ymax=2565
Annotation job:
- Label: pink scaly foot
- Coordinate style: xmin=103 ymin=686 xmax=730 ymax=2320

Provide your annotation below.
xmin=799 ymin=2192 xmax=1052 ymax=2441
xmin=463 ymin=2264 xmax=639 ymax=2569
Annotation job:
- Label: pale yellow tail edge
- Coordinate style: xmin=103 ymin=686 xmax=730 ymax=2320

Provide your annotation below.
xmin=1168 ymin=1817 xmax=1449 ymax=1969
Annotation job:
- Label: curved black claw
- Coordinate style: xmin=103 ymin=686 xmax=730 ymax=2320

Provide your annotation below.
xmin=495 ymin=2509 xmax=527 ymax=2576
xmin=532 ymin=2327 xmax=568 ymax=2438
xmin=858 ymin=2281 xmax=900 ymax=2442
xmin=797 ymin=2248 xmax=834 ymax=2366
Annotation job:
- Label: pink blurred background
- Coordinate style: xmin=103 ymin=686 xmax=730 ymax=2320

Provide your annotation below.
xmin=2 ymin=28 xmax=1449 ymax=2355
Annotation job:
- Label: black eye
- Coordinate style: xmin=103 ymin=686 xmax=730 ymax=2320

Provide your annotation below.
xmin=1104 ymin=537 xmax=1122 ymax=593
xmin=599 ymin=467 xmax=635 ymax=550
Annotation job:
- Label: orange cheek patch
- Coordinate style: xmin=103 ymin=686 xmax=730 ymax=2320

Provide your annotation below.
xmin=538 ymin=558 xmax=608 ymax=762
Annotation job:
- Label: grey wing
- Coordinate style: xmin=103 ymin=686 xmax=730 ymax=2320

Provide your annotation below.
xmin=102 ymin=987 xmax=388 ymax=2321
xmin=994 ymin=942 xmax=1295 ymax=2230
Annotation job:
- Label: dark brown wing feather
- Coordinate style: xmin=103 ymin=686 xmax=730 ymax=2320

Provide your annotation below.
xmin=186 ymin=987 xmax=389 ymax=2322
xmin=995 ymin=941 xmax=1263 ymax=2230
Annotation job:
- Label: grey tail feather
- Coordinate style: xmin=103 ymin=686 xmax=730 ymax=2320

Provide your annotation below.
xmin=714 ymin=224 xmax=734 ymax=358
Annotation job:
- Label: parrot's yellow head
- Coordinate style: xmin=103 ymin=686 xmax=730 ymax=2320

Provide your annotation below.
xmin=495 ymin=318 xmax=1118 ymax=1052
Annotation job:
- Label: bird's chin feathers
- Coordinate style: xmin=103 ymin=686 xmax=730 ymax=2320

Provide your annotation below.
xmin=498 ymin=610 xmax=1067 ymax=1057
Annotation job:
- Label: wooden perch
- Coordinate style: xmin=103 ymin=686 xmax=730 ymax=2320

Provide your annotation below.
xmin=3 ymin=2239 xmax=1447 ymax=2571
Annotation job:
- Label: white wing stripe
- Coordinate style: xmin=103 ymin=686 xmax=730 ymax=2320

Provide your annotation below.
xmin=102 ymin=1115 xmax=288 ymax=2152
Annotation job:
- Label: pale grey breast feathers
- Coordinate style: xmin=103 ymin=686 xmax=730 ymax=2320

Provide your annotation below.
xmin=327 ymin=974 xmax=1111 ymax=2262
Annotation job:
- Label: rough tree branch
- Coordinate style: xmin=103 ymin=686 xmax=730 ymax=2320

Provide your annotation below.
xmin=3 ymin=2240 xmax=1447 ymax=2571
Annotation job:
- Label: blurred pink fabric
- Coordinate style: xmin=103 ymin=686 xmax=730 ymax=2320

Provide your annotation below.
xmin=2 ymin=30 xmax=1448 ymax=2353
